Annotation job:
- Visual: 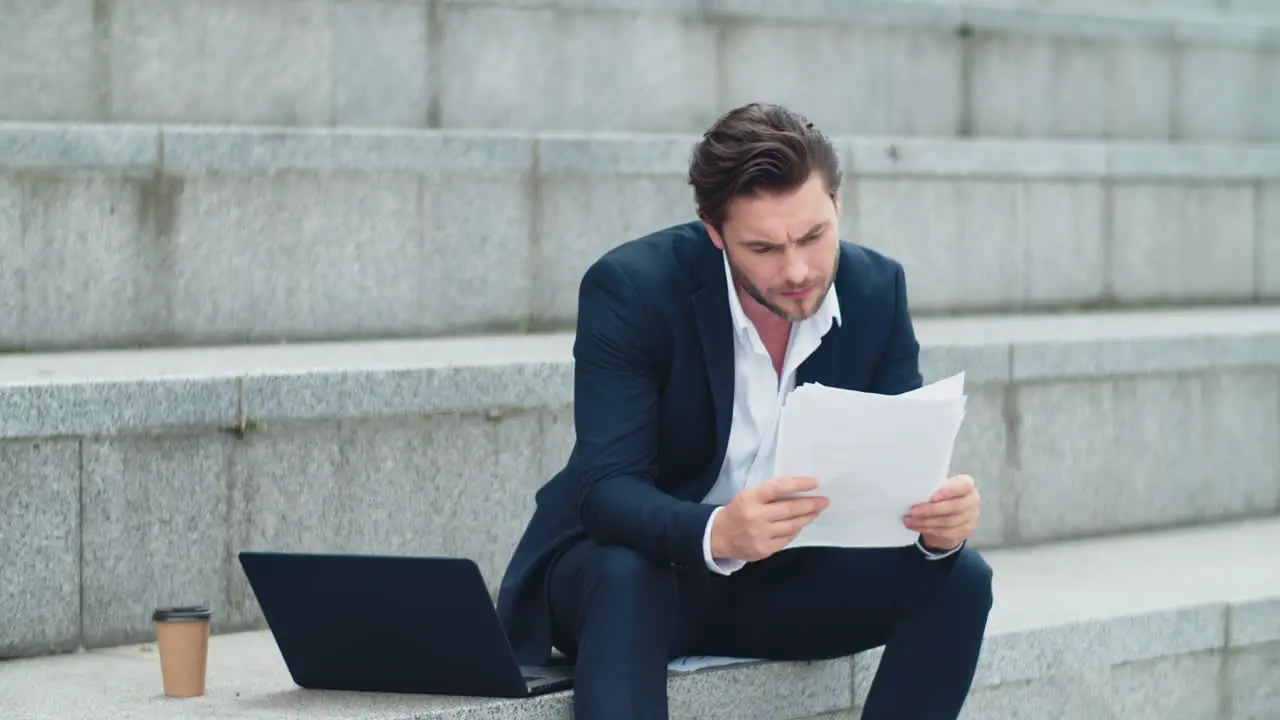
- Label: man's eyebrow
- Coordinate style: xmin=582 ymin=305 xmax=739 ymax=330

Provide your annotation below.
xmin=740 ymin=222 xmax=829 ymax=248
xmin=798 ymin=221 xmax=828 ymax=239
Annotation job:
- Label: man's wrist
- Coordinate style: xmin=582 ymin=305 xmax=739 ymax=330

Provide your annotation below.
xmin=916 ymin=535 xmax=964 ymax=560
xmin=702 ymin=507 xmax=745 ymax=575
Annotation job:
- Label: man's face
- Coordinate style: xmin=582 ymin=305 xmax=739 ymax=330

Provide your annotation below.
xmin=707 ymin=173 xmax=840 ymax=323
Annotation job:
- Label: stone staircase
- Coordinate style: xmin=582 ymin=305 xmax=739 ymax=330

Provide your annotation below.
xmin=2 ymin=0 xmax=1279 ymax=718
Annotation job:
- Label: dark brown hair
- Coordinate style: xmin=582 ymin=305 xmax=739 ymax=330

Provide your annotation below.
xmin=688 ymin=103 xmax=841 ymax=232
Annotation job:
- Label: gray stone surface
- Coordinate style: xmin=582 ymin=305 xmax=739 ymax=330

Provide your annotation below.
xmin=1012 ymin=372 xmax=1280 ymax=543
xmin=957 ymin=651 xmax=1225 ymax=720
xmin=160 ymin=128 xmax=535 ymax=173
xmin=16 ymin=125 xmax=1280 ymax=180
xmin=854 ymin=605 xmax=1227 ymax=705
xmin=855 ymin=177 xmax=1109 ymax=311
xmin=961 ymin=3 xmax=1177 ymax=38
xmin=1000 ymin=307 xmax=1280 ymax=380
xmin=0 ymin=439 xmax=80 ymax=658
xmin=1228 ymin=642 xmax=1280 ymax=720
xmin=0 ymin=628 xmax=850 ymax=719
xmin=981 ymin=517 xmax=1280 ymax=633
xmin=0 ymin=124 xmax=159 ymax=169
xmin=438 ymin=3 xmax=719 ymax=132
xmin=536 ymin=174 xmax=691 ymax=323
xmin=667 ymin=659 xmax=852 ymax=719
xmin=1106 ymin=144 xmax=1280 ymax=180
xmin=539 ymin=405 xmax=576 ymax=480
xmin=5 ymin=127 xmax=1280 ymax=348
xmin=1174 ymin=44 xmax=1280 ymax=143
xmin=237 ymin=338 xmax=575 ymax=423
xmin=1263 ymin=182 xmax=1279 ymax=297
xmin=334 ymin=0 xmax=431 ymax=127
xmin=919 ymin=342 xmax=1012 ymax=386
xmin=711 ymin=0 xmax=966 ymax=25
xmin=1230 ymin=597 xmax=1280 ymax=646
xmin=0 ymin=176 xmax=20 ymax=344
xmin=1110 ymin=183 xmax=1256 ymax=303
xmin=168 ymin=172 xmax=428 ymax=344
xmin=107 ymin=0 xmax=333 ymax=126
xmin=0 ymin=375 xmax=241 ymax=442
xmin=6 ymin=518 xmax=1280 ymax=717
xmin=720 ymin=19 xmax=963 ymax=137
xmin=537 ymin=133 xmax=692 ymax=175
xmin=80 ymin=434 xmax=234 ymax=648
xmin=948 ymin=387 xmax=1011 ymax=548
xmin=227 ymin=410 xmax=550 ymax=628
xmin=846 ymin=137 xmax=1109 ymax=178
xmin=1 ymin=173 xmax=171 ymax=351
xmin=0 ymin=0 xmax=96 ymax=122
xmin=5 ymin=306 xmax=1280 ymax=438
xmin=969 ymin=34 xmax=1173 ymax=140
xmin=4 ymin=0 xmax=1280 ymax=141
xmin=850 ymin=179 xmax=1027 ymax=312
xmin=1230 ymin=0 xmax=1280 ymax=14
xmin=1023 ymin=182 xmax=1107 ymax=305
xmin=424 ymin=175 xmax=535 ymax=334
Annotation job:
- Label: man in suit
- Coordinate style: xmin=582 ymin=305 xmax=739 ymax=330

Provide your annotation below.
xmin=497 ymin=103 xmax=992 ymax=719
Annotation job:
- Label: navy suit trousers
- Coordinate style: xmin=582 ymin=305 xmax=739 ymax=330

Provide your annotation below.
xmin=548 ymin=539 xmax=993 ymax=719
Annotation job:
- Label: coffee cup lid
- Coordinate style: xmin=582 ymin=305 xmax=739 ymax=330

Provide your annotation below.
xmin=153 ymin=606 xmax=212 ymax=622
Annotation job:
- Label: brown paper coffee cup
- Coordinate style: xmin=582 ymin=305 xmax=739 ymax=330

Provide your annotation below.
xmin=153 ymin=606 xmax=212 ymax=698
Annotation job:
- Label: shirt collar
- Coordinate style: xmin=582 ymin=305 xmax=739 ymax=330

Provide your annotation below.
xmin=722 ymin=250 xmax=841 ymax=335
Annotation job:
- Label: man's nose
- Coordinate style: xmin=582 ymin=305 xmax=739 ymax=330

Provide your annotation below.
xmin=783 ymin=248 xmax=808 ymax=285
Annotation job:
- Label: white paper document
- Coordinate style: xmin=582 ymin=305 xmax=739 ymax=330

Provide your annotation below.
xmin=773 ymin=373 xmax=968 ymax=550
xmin=666 ymin=655 xmax=760 ymax=674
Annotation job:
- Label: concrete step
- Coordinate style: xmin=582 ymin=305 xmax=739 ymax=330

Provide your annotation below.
xmin=3 ymin=0 xmax=1280 ymax=142
xmin=4 ymin=123 xmax=1280 ymax=351
xmin=895 ymin=0 xmax=1277 ymax=21
xmin=1 ymin=518 xmax=1277 ymax=719
xmin=2 ymin=306 xmax=1279 ymax=661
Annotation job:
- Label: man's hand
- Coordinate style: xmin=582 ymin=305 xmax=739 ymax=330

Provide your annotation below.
xmin=905 ymin=474 xmax=980 ymax=552
xmin=710 ymin=476 xmax=828 ymax=562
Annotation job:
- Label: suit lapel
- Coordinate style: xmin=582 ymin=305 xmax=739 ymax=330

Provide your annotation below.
xmin=796 ymin=331 xmax=839 ymax=388
xmin=692 ymin=249 xmax=735 ymax=484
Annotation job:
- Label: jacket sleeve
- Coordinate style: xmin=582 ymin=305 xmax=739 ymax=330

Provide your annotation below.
xmin=571 ymin=255 xmax=715 ymax=569
xmin=868 ymin=263 xmax=925 ymax=396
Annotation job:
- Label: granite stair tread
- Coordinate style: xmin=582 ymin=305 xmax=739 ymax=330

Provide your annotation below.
xmin=2 ymin=517 xmax=1277 ymax=719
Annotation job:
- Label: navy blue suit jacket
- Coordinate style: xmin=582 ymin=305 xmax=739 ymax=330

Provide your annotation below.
xmin=496 ymin=220 xmax=924 ymax=665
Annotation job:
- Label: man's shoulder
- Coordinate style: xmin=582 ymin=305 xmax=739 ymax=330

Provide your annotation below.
xmin=835 ymin=241 xmax=907 ymax=304
xmin=584 ymin=220 xmax=708 ymax=293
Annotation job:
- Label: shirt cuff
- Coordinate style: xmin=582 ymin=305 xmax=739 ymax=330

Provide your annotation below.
xmin=702 ymin=507 xmax=747 ymax=575
xmin=916 ymin=536 xmax=965 ymax=560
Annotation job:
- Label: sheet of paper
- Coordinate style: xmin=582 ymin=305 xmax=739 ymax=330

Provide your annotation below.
xmin=666 ymin=656 xmax=761 ymax=674
xmin=774 ymin=373 xmax=968 ymax=550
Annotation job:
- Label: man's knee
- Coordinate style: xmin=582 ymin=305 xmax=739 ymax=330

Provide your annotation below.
xmin=576 ymin=543 xmax=672 ymax=605
xmin=946 ymin=546 xmax=995 ymax=615
xmin=586 ymin=545 xmax=670 ymax=598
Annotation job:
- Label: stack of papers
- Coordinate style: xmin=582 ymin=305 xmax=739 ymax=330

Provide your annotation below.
xmin=773 ymin=373 xmax=968 ymax=550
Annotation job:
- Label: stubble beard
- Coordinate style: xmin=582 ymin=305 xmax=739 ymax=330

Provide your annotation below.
xmin=725 ymin=246 xmax=839 ymax=324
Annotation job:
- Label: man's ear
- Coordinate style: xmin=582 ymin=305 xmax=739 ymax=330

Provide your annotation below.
xmin=832 ymin=190 xmax=841 ymax=216
xmin=703 ymin=219 xmax=726 ymax=251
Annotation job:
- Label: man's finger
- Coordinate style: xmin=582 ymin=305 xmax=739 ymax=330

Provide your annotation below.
xmin=769 ymin=511 xmax=822 ymax=539
xmin=909 ymin=496 xmax=968 ymax=520
xmin=762 ymin=495 xmax=829 ymax=522
xmin=930 ymin=475 xmax=974 ymax=502
xmin=755 ymin=475 xmax=820 ymax=502
xmin=907 ymin=514 xmax=971 ymax=532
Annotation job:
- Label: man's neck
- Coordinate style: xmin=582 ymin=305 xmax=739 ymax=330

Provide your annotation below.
xmin=737 ymin=287 xmax=792 ymax=376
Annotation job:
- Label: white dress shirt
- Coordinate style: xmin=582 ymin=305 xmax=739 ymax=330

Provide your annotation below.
xmin=699 ymin=251 xmax=961 ymax=574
